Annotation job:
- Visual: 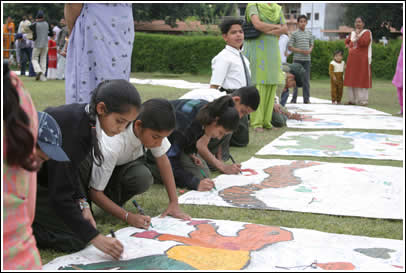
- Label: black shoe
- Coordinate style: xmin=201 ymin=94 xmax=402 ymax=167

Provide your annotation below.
xmin=35 ymin=72 xmax=42 ymax=81
xmin=290 ymin=99 xmax=296 ymax=104
xmin=304 ymin=101 xmax=311 ymax=104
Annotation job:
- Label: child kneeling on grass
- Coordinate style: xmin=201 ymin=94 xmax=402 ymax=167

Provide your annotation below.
xmin=81 ymin=99 xmax=191 ymax=230
xmin=33 ymin=80 xmax=141 ymax=260
xmin=150 ymin=96 xmax=240 ymax=192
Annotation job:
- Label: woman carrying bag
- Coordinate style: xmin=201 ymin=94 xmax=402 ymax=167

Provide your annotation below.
xmin=243 ymin=3 xmax=288 ymax=132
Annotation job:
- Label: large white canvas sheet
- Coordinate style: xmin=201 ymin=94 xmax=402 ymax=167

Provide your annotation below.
xmin=179 ymin=158 xmax=403 ymax=219
xmin=129 ymin=78 xmax=210 ymax=90
xmin=286 ymin=103 xmax=390 ymax=115
xmin=287 ymin=114 xmax=403 ymax=130
xmin=256 ymin=131 xmax=403 ymax=161
xmin=43 ymin=217 xmax=404 ymax=271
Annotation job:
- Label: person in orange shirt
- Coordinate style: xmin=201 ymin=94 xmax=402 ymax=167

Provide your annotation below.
xmin=3 ymin=16 xmax=15 ymax=59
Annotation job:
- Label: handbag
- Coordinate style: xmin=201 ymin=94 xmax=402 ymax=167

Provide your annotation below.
xmin=242 ymin=4 xmax=261 ymax=39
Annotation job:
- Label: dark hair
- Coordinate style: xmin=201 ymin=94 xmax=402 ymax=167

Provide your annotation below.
xmin=3 ymin=61 xmax=39 ymax=171
xmin=88 ymin=80 xmax=141 ymax=166
xmin=231 ymin=86 xmax=260 ymax=110
xmin=334 ymin=50 xmax=343 ymax=57
xmin=355 ymin=16 xmax=366 ymax=24
xmin=196 ymin=96 xmax=239 ymax=132
xmin=219 ymin=18 xmax=243 ymax=34
xmin=297 ymin=15 xmax=308 ymax=23
xmin=136 ymin=98 xmax=176 ymax=132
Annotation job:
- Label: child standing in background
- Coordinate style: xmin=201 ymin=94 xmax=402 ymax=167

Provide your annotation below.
xmin=47 ymin=33 xmax=58 ymax=79
xmin=329 ymin=50 xmax=345 ymax=104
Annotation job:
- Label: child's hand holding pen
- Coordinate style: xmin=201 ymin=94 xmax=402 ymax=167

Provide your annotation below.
xmin=198 ymin=169 xmax=216 ymax=191
xmin=132 ymin=200 xmax=153 ymax=229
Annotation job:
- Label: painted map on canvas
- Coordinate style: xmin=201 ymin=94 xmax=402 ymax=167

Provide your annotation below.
xmin=287 ymin=114 xmax=403 ymax=130
xmin=43 ymin=217 xmax=403 ymax=271
xmin=286 ymin=104 xmax=390 ymax=115
xmin=256 ymin=131 xmax=403 ymax=161
xmin=179 ymin=158 xmax=403 ymax=219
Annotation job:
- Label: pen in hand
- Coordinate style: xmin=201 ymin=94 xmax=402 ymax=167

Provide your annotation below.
xmin=229 ymin=154 xmax=242 ymax=175
xmin=199 ymin=168 xmax=216 ymax=191
xmin=132 ymin=200 xmax=153 ymax=228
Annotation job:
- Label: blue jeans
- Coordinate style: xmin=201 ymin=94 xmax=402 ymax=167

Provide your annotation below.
xmin=280 ymin=88 xmax=289 ymax=106
xmin=291 ymin=60 xmax=311 ymax=103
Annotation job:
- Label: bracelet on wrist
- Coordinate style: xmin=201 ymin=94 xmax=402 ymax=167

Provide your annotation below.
xmin=79 ymin=201 xmax=90 ymax=211
xmin=124 ymin=211 xmax=129 ymax=223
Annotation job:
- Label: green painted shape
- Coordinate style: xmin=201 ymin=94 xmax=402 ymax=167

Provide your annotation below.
xmin=354 ymin=248 xmax=396 ymax=260
xmin=295 ymin=186 xmax=312 ymax=192
xmin=276 ymin=134 xmax=354 ymax=151
xmin=60 ymin=255 xmax=196 ymax=270
xmin=383 ymin=181 xmax=392 ymax=186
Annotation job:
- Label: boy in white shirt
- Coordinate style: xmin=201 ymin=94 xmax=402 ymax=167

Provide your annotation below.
xmin=210 ymin=18 xmax=251 ymax=93
xmin=80 ymin=99 xmax=190 ymax=230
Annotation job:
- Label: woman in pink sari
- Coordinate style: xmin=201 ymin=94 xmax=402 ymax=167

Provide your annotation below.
xmin=392 ymin=27 xmax=403 ymax=115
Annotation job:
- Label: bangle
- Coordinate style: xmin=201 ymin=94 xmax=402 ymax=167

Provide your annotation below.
xmin=79 ymin=201 xmax=90 ymax=211
xmin=124 ymin=211 xmax=129 ymax=223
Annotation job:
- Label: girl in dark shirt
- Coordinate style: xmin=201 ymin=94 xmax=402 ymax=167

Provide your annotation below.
xmin=168 ymin=96 xmax=240 ymax=191
xmin=33 ymin=79 xmax=141 ymax=260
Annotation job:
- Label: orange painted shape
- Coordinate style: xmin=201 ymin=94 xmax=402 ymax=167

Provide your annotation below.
xmin=316 ymin=262 xmax=356 ymax=270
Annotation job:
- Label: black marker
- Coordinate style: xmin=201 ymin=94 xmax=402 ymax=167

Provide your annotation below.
xmin=110 ymin=229 xmax=116 ymax=238
xmin=229 ymin=154 xmax=242 ymax=175
xmin=132 ymin=200 xmax=153 ymax=228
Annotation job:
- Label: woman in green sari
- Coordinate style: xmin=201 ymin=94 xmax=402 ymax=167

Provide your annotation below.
xmin=243 ymin=3 xmax=288 ymax=132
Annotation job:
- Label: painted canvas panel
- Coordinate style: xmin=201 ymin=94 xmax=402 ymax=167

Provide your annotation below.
xmin=256 ymin=131 xmax=403 ymax=161
xmin=286 ymin=104 xmax=390 ymax=116
xmin=287 ymin=114 xmax=403 ymax=130
xmin=179 ymin=158 xmax=403 ymax=219
xmin=43 ymin=217 xmax=403 ymax=271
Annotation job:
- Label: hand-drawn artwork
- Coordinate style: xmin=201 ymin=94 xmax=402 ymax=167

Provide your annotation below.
xmin=43 ymin=217 xmax=403 ymax=271
xmin=286 ymin=103 xmax=390 ymax=115
xmin=240 ymin=168 xmax=258 ymax=176
xmin=179 ymin=158 xmax=403 ymax=219
xmin=219 ymin=161 xmax=320 ymax=209
xmin=256 ymin=131 xmax=403 ymax=161
xmin=287 ymin=114 xmax=403 ymax=130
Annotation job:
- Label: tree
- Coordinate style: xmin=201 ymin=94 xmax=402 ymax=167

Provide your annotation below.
xmin=3 ymin=3 xmax=64 ymax=25
xmin=132 ymin=3 xmax=236 ymax=27
xmin=343 ymin=3 xmax=403 ymax=41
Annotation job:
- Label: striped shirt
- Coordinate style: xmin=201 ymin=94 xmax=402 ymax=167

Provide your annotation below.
xmin=288 ymin=29 xmax=314 ymax=61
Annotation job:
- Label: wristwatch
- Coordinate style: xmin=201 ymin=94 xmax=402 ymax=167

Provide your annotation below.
xmin=78 ymin=199 xmax=90 ymax=211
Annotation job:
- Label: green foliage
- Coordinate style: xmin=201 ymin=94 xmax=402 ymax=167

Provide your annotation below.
xmin=132 ymin=33 xmax=402 ymax=79
xmin=3 ymin=3 xmax=64 ymax=24
xmin=342 ymin=3 xmax=403 ymax=41
xmin=132 ymin=33 xmax=225 ymax=75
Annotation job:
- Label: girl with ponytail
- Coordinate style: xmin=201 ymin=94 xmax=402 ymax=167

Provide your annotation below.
xmin=163 ymin=96 xmax=240 ymax=191
xmin=33 ymin=79 xmax=141 ymax=260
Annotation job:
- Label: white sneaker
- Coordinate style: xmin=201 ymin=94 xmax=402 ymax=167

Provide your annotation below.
xmin=40 ymin=74 xmax=47 ymax=81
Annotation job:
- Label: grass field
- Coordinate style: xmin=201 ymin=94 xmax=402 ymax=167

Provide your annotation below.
xmin=18 ymin=72 xmax=404 ymax=265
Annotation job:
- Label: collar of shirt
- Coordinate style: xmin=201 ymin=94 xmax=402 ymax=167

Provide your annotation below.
xmin=225 ymin=45 xmax=243 ymax=56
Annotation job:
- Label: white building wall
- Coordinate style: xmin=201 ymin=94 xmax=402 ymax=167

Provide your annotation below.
xmin=300 ymin=3 xmax=328 ymax=40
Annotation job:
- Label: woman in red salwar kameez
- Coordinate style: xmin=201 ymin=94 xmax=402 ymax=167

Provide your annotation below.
xmin=344 ymin=16 xmax=372 ymax=106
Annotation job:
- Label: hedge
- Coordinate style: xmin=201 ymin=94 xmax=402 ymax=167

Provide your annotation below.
xmin=132 ymin=33 xmax=402 ymax=80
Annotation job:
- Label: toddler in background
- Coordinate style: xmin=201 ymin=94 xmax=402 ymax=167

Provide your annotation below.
xmin=329 ymin=50 xmax=345 ymax=104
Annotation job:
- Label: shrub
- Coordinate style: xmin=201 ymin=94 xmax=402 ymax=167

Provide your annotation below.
xmin=132 ymin=33 xmax=402 ymax=79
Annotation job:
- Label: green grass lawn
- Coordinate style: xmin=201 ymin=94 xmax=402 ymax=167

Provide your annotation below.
xmin=19 ymin=73 xmax=403 ymax=265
